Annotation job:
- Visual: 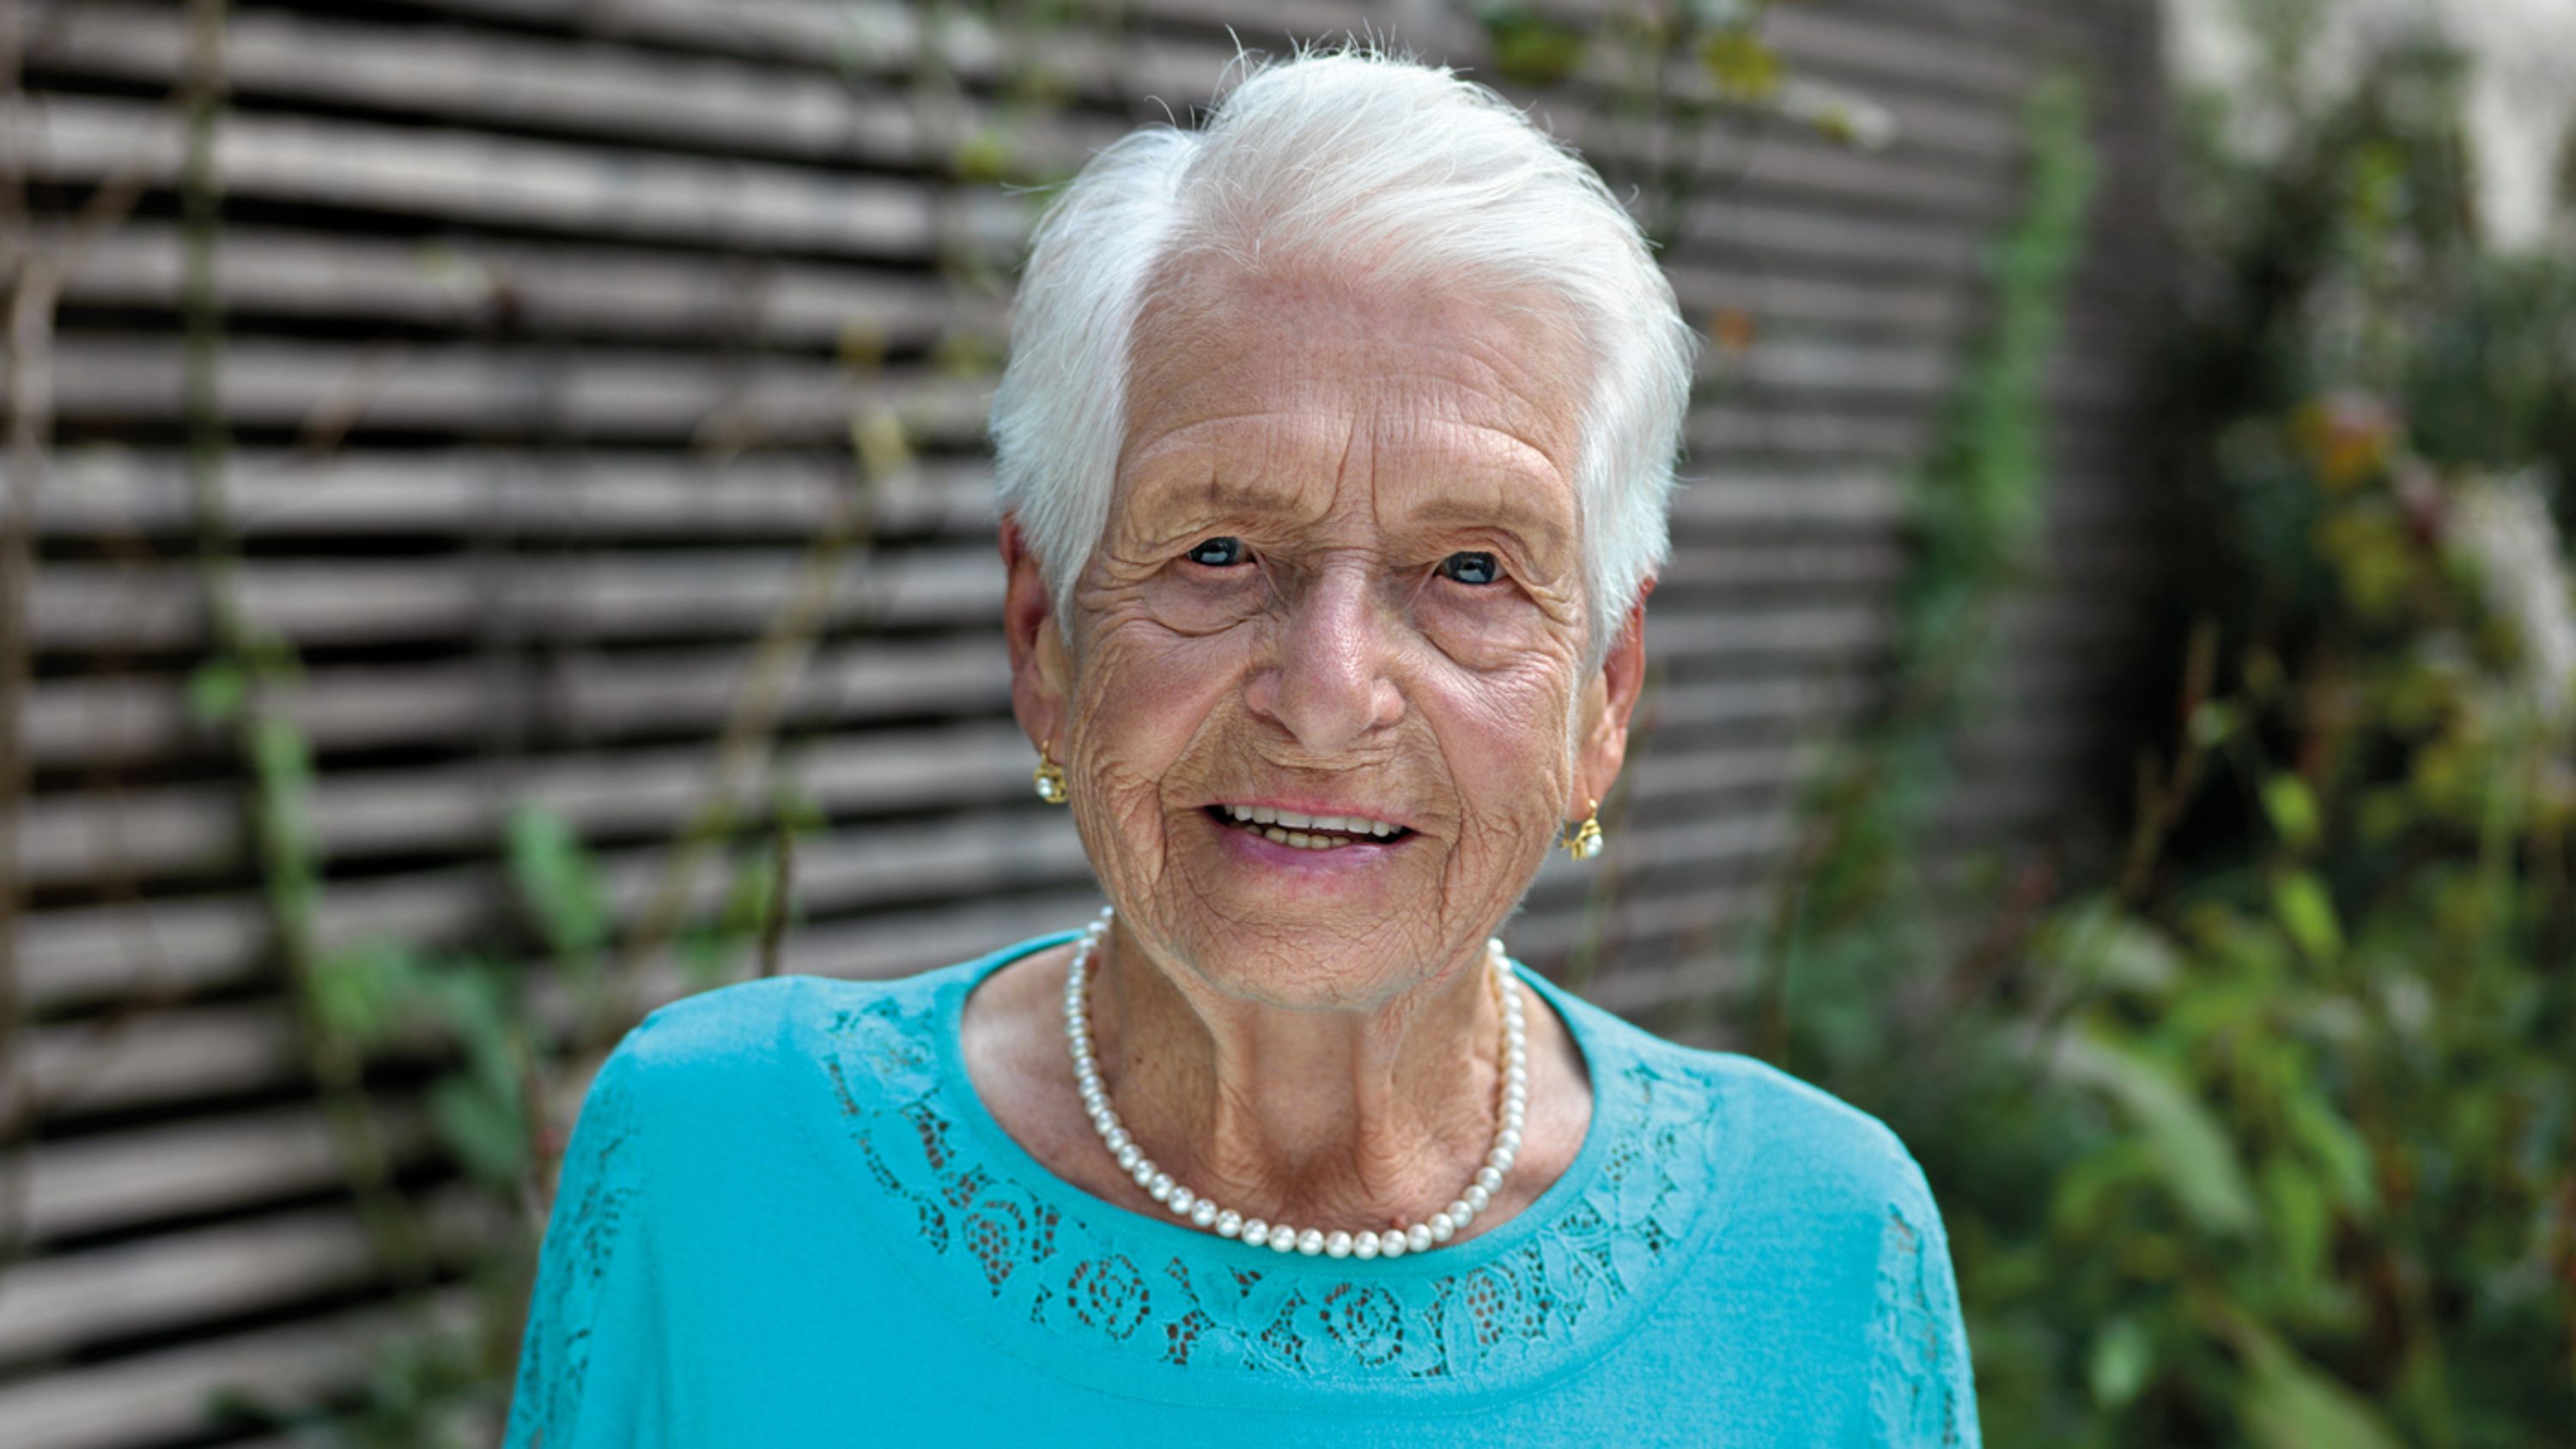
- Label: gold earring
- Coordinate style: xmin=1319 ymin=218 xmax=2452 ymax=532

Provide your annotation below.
xmin=1561 ymin=798 xmax=1603 ymax=861
xmin=1033 ymin=740 xmax=1069 ymax=805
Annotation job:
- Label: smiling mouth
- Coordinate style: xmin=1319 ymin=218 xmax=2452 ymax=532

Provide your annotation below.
xmin=1203 ymin=804 xmax=1415 ymax=852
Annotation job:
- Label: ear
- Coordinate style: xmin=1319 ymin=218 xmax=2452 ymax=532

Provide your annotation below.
xmin=1000 ymin=514 xmax=1072 ymax=753
xmin=1571 ymin=582 xmax=1652 ymax=819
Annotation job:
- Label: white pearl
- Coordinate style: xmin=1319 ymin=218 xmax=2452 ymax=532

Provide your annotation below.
xmin=1063 ymin=910 xmax=1527 ymax=1258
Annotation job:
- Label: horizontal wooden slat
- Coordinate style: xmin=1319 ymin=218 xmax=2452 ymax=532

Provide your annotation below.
xmin=18 ymin=1101 xmax=426 ymax=1247
xmin=31 ymin=543 xmax=1001 ymax=651
xmin=0 ymin=1290 xmax=470 ymax=1449
xmin=30 ymin=96 xmax=1015 ymax=260
xmin=24 ymin=634 xmax=1016 ymax=773
xmin=58 ymin=224 xmax=1003 ymax=353
xmin=0 ymin=1205 xmax=380 ymax=1367
xmin=32 ymin=448 xmax=993 ymax=542
xmin=42 ymin=335 xmax=987 ymax=442
xmin=28 ymin=1004 xmax=302 ymax=1115
xmin=40 ymin=4 xmax=943 ymax=169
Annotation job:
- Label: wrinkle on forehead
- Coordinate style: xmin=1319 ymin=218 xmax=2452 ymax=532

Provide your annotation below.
xmin=1111 ymin=252 xmax=1592 ymax=569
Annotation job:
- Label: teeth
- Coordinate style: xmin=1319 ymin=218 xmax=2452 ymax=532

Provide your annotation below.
xmin=1218 ymin=804 xmax=1401 ymax=838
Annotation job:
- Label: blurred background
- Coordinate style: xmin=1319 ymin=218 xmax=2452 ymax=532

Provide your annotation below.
xmin=0 ymin=0 xmax=2568 ymax=1444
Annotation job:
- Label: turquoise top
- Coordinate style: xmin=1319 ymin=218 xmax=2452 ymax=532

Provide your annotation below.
xmin=505 ymin=932 xmax=1979 ymax=1446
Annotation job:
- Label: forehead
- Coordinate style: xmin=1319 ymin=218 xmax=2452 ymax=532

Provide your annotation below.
xmin=1115 ymin=256 xmax=1592 ymax=530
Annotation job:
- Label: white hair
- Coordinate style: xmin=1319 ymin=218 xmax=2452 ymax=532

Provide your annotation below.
xmin=989 ymin=46 xmax=1697 ymax=659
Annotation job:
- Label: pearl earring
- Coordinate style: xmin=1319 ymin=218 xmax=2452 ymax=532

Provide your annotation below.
xmin=1033 ymin=741 xmax=1069 ymax=805
xmin=1561 ymin=798 xmax=1602 ymax=861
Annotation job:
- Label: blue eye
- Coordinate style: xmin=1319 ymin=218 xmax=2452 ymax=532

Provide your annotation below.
xmin=1438 ymin=551 xmax=1500 ymax=585
xmin=1185 ymin=537 xmax=1248 ymax=567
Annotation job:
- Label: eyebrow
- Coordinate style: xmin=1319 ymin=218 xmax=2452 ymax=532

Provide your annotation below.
xmin=1397 ymin=491 xmax=1571 ymax=549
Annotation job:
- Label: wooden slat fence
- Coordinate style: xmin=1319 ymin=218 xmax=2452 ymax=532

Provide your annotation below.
xmin=2 ymin=0 xmax=2172 ymax=1442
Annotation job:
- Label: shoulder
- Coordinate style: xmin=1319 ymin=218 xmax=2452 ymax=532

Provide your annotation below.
xmin=1552 ymin=990 xmax=1939 ymax=1228
xmin=586 ymin=935 xmax=1070 ymax=1124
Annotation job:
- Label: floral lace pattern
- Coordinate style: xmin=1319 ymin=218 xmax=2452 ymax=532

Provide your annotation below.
xmin=511 ymin=1046 xmax=645 ymax=1446
xmin=825 ymin=989 xmax=1719 ymax=1385
xmin=1872 ymin=1199 xmax=1972 ymax=1445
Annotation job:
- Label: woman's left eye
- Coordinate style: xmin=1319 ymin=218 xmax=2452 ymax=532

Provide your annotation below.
xmin=1184 ymin=537 xmax=1248 ymax=567
xmin=1437 ymin=550 xmax=1502 ymax=585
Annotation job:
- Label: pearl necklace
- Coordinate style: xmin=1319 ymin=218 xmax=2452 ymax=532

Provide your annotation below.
xmin=1061 ymin=906 xmax=1528 ymax=1260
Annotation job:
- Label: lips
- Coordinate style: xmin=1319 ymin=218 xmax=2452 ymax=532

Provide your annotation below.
xmin=1203 ymin=803 xmax=1414 ymax=851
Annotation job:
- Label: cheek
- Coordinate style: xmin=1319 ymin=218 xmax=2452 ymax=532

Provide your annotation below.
xmin=1413 ymin=650 xmax=1580 ymax=826
xmin=1063 ymin=614 xmax=1248 ymax=812
xmin=1413 ymin=586 xmax=1560 ymax=672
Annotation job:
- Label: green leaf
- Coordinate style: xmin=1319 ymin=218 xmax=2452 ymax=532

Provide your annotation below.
xmin=2042 ymin=896 xmax=2182 ymax=994
xmin=2189 ymin=699 xmax=2240 ymax=748
xmin=506 ymin=803 xmax=611 ymax=964
xmin=2283 ymin=1093 xmax=2378 ymax=1216
xmin=2054 ymin=1029 xmax=2260 ymax=1235
xmin=2238 ymin=1325 xmax=2409 ymax=1449
xmin=428 ymin=1073 xmax=528 ymax=1187
xmin=2262 ymin=1155 xmax=2330 ymax=1289
xmin=1700 ymin=29 xmax=1783 ymax=101
xmin=185 ymin=661 xmax=247 ymax=727
xmin=310 ymin=939 xmax=416 ymax=1046
xmin=2273 ymin=870 xmax=2345 ymax=962
xmin=1477 ymin=7 xmax=1587 ymax=88
xmin=2087 ymin=1316 xmax=2154 ymax=1409
xmin=2262 ymin=773 xmax=2322 ymax=850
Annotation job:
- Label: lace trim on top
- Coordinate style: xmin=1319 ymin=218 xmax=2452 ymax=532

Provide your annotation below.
xmin=1873 ymin=1197 xmax=1973 ymax=1444
xmin=512 ymin=1046 xmax=645 ymax=1445
xmin=817 ymin=943 xmax=1726 ymax=1393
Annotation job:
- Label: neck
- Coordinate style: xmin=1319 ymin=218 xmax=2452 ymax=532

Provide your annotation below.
xmin=1083 ymin=921 xmax=1506 ymax=1234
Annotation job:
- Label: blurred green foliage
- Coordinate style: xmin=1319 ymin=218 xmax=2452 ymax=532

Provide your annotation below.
xmin=1759 ymin=24 xmax=2576 ymax=1449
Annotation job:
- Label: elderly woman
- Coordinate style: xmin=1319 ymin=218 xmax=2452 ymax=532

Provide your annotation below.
xmin=507 ymin=50 xmax=1976 ymax=1447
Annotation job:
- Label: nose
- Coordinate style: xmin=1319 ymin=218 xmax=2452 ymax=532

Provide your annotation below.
xmin=1246 ymin=559 xmax=1404 ymax=753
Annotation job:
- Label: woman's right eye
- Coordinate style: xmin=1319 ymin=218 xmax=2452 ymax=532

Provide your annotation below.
xmin=1184 ymin=537 xmax=1248 ymax=567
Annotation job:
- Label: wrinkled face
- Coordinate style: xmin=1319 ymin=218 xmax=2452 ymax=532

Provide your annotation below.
xmin=1018 ymin=258 xmax=1634 ymax=1010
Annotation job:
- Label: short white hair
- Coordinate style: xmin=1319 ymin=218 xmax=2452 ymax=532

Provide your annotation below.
xmin=990 ymin=47 xmax=1697 ymax=659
